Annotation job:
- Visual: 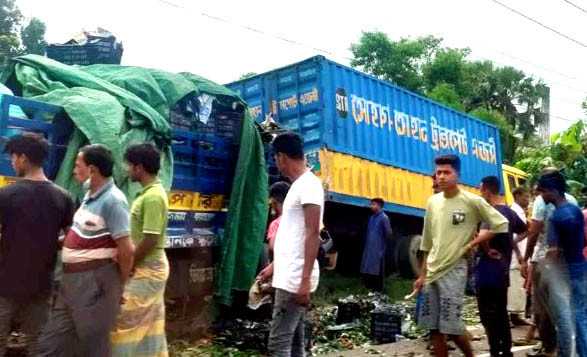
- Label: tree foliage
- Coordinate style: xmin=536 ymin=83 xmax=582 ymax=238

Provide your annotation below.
xmin=0 ymin=0 xmax=47 ymax=71
xmin=350 ymin=31 xmax=441 ymax=93
xmin=515 ymin=120 xmax=587 ymax=205
xmin=422 ymin=48 xmax=469 ymax=93
xmin=427 ymin=83 xmax=463 ymax=111
xmin=469 ymin=107 xmax=517 ymax=164
xmin=0 ymin=0 xmax=21 ymax=68
xmin=238 ymin=72 xmax=257 ymax=81
xmin=21 ymin=18 xmax=47 ymax=55
xmin=349 ymin=31 xmax=549 ymax=162
xmin=0 ymin=0 xmax=22 ymax=35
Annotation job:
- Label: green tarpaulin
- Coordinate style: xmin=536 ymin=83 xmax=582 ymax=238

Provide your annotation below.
xmin=1 ymin=54 xmax=268 ymax=305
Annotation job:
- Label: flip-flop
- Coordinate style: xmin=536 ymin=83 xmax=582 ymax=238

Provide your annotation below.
xmin=513 ymin=338 xmax=538 ymax=346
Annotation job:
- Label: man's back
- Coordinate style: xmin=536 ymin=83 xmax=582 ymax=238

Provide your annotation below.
xmin=477 ymin=205 xmax=526 ymax=287
xmin=0 ymin=180 xmax=74 ymax=299
xmin=549 ymin=203 xmax=586 ymax=264
xmin=531 ymin=193 xmax=578 ymax=262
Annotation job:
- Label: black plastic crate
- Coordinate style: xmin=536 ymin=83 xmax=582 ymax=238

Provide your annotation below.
xmin=214 ymin=112 xmax=243 ymax=139
xmin=264 ymin=145 xmax=280 ymax=185
xmin=336 ymin=301 xmax=361 ymax=324
xmin=46 ymin=41 xmax=123 ymax=66
xmin=169 ymin=99 xmax=243 ymax=140
xmin=370 ymin=311 xmax=402 ymax=344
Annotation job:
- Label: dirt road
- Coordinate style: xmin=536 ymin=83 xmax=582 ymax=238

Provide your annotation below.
xmin=327 ymin=325 xmax=538 ymax=356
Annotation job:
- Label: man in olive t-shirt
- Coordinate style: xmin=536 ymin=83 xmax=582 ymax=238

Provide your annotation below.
xmin=111 ymin=143 xmax=169 ymax=356
xmin=414 ymin=154 xmax=508 ymax=357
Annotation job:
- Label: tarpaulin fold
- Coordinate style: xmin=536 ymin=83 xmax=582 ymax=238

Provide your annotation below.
xmin=1 ymin=55 xmax=267 ymax=305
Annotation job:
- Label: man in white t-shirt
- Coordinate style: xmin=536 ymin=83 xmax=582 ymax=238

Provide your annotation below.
xmin=257 ymin=132 xmax=324 ymax=357
xmin=508 ymin=186 xmax=531 ymax=325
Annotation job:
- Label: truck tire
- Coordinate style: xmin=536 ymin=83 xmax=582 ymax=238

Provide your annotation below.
xmin=395 ymin=234 xmax=422 ymax=278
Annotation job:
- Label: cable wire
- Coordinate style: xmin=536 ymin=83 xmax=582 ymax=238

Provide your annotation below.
xmin=154 ymin=0 xmax=586 ymax=125
xmin=492 ymin=0 xmax=587 ymax=48
xmin=563 ymin=0 xmax=587 ymax=14
xmin=155 ymin=0 xmax=351 ymax=60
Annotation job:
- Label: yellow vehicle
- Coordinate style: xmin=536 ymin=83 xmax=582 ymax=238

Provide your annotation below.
xmin=502 ymin=164 xmax=529 ymax=205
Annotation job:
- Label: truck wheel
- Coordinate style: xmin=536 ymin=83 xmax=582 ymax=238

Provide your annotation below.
xmin=386 ymin=239 xmax=397 ymax=275
xmin=395 ymin=234 xmax=422 ymax=278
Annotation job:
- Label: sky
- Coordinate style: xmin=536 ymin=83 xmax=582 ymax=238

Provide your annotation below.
xmin=14 ymin=0 xmax=587 ymax=134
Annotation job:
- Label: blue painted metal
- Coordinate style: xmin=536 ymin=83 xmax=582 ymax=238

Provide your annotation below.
xmin=0 ymin=95 xmax=73 ymax=180
xmin=227 ymin=56 xmax=504 ymax=192
xmin=166 ymin=210 xmax=226 ymax=248
xmin=171 ymin=129 xmax=235 ymax=194
xmin=0 ymin=95 xmax=231 ymax=249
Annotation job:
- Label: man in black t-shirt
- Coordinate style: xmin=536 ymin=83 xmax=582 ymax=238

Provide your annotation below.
xmin=477 ymin=176 xmax=527 ymax=357
xmin=0 ymin=133 xmax=74 ymax=356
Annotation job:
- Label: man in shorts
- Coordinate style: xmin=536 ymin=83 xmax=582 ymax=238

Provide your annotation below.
xmin=414 ymin=154 xmax=508 ymax=357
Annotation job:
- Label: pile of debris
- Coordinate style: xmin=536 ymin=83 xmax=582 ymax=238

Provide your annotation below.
xmin=309 ymin=293 xmax=427 ymax=355
xmin=168 ymin=292 xmax=468 ymax=356
xmin=215 ymin=318 xmax=272 ymax=354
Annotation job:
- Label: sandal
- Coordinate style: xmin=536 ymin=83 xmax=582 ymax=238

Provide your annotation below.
xmin=526 ymin=348 xmax=555 ymax=357
xmin=513 ymin=338 xmax=538 ymax=346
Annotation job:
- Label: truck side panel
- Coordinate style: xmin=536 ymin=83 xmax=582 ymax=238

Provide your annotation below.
xmin=320 ymin=58 xmax=503 ymax=190
xmin=228 ymin=56 xmax=504 ymax=205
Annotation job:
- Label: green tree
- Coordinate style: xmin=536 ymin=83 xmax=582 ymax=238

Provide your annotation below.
xmin=469 ymin=107 xmax=517 ymax=163
xmin=458 ymin=60 xmax=547 ymax=141
xmin=0 ymin=0 xmax=22 ymax=69
xmin=349 ymin=31 xmax=441 ymax=93
xmin=516 ymin=79 xmax=548 ymax=141
xmin=0 ymin=0 xmax=22 ymax=34
xmin=0 ymin=1 xmax=48 ymax=73
xmin=460 ymin=60 xmax=495 ymax=110
xmin=427 ymin=83 xmax=463 ymax=111
xmin=238 ymin=72 xmax=257 ymax=80
xmin=349 ymin=32 xmax=548 ymax=146
xmin=422 ymin=48 xmax=469 ymax=93
xmin=516 ymin=120 xmax=587 ymax=204
xmin=0 ymin=34 xmax=19 ymax=60
xmin=21 ymin=18 xmax=47 ymax=55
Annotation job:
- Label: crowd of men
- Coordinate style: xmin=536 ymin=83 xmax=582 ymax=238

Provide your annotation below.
xmin=255 ymin=131 xmax=586 ymax=357
xmin=412 ymin=156 xmax=586 ymax=357
xmin=258 ymin=132 xmax=586 ymax=357
xmin=0 ymin=133 xmax=169 ymax=356
xmin=0 ymin=129 xmax=584 ymax=357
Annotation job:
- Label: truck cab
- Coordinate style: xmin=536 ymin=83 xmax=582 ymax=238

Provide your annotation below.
xmin=502 ymin=164 xmax=528 ymax=205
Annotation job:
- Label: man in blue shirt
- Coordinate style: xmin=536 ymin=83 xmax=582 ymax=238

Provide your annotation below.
xmin=360 ymin=198 xmax=392 ymax=292
xmin=537 ymin=172 xmax=586 ymax=357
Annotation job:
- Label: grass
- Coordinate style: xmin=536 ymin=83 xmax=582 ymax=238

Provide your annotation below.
xmin=312 ymin=271 xmax=414 ymax=307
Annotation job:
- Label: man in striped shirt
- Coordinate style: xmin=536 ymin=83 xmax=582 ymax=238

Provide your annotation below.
xmin=39 ymin=144 xmax=135 ymax=357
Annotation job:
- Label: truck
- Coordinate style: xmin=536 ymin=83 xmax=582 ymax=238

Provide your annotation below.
xmin=227 ymin=55 xmax=527 ymax=278
xmin=0 ymin=81 xmax=247 ymax=318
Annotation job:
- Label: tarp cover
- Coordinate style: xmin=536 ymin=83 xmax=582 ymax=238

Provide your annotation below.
xmin=1 ymin=54 xmax=268 ymax=305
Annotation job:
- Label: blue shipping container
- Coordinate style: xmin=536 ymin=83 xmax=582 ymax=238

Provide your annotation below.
xmin=227 ymin=56 xmax=503 ymax=215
